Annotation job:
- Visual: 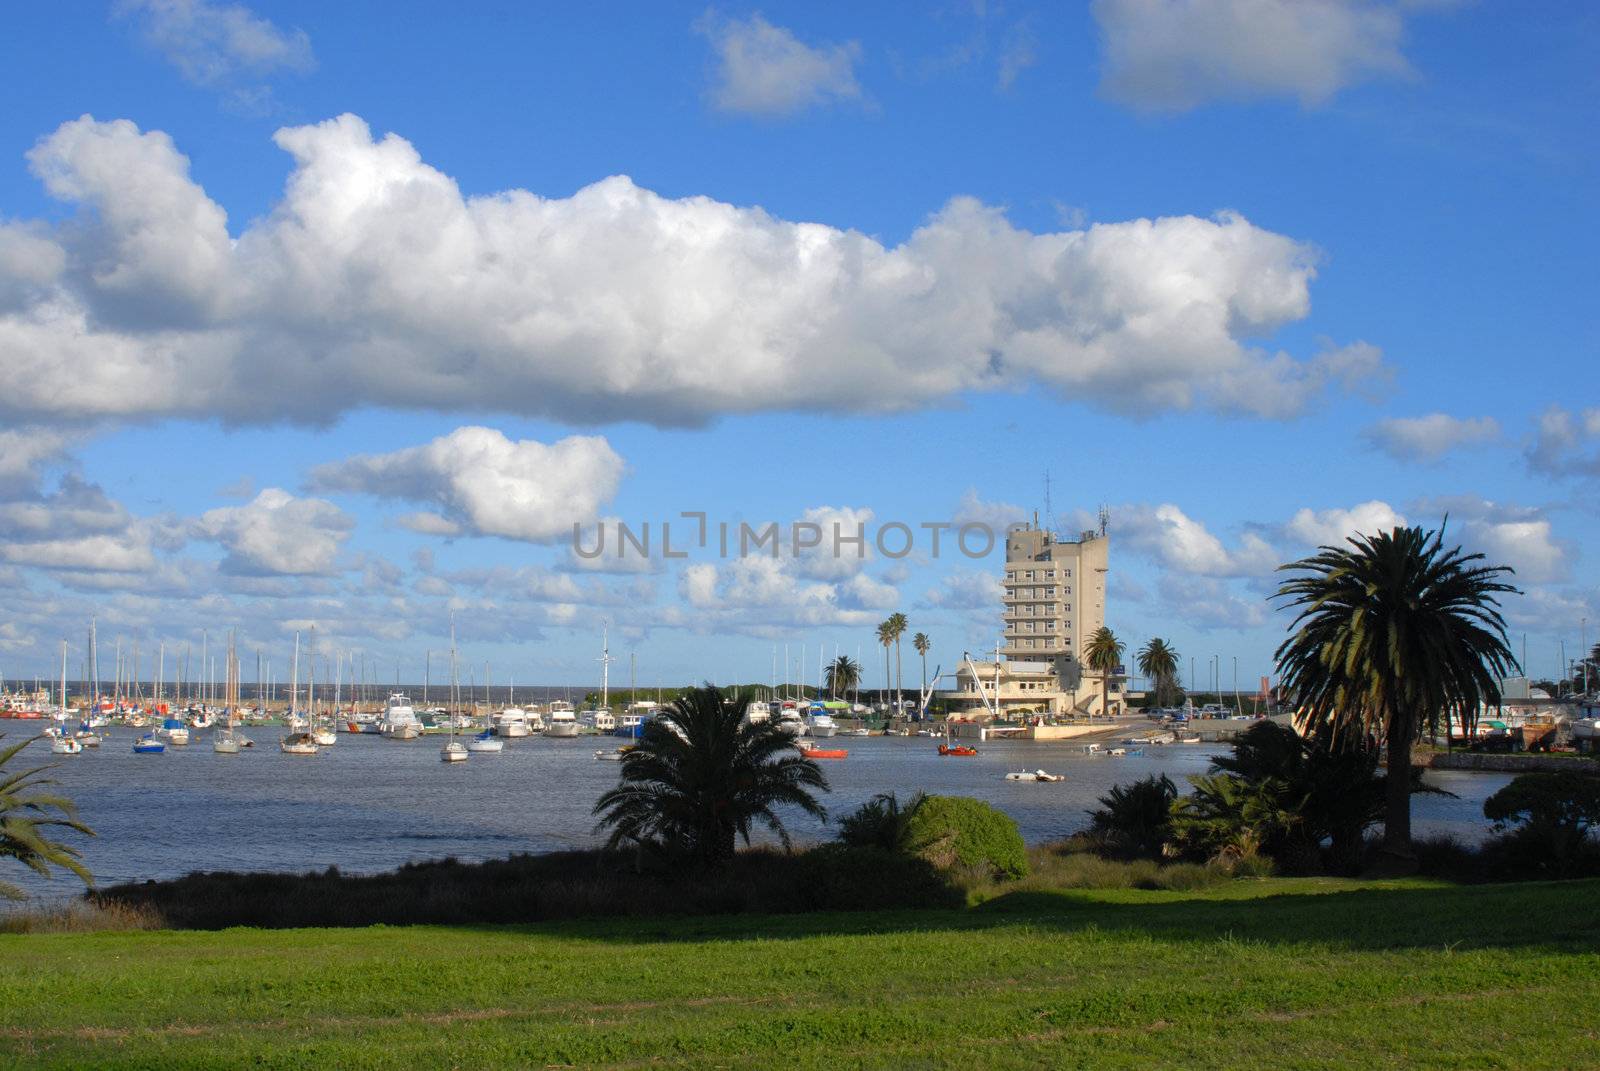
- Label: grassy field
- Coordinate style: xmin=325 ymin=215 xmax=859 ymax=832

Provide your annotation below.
xmin=2 ymin=877 xmax=1597 ymax=1069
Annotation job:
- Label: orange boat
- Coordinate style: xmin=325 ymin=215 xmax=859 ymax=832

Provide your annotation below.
xmin=798 ymin=743 xmax=848 ymax=760
xmin=938 ymin=744 xmax=978 ymax=757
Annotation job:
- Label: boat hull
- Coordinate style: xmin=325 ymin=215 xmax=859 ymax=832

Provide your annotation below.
xmin=544 ymin=723 xmax=579 ymax=738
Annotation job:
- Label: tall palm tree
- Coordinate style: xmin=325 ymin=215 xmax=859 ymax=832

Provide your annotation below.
xmin=886 ymin=612 xmax=908 ymax=716
xmin=1274 ymin=524 xmax=1518 ymax=860
xmin=825 ymin=655 xmax=860 ymax=699
xmin=1084 ymin=626 xmax=1125 ymax=719
xmin=1 ymin=734 xmax=94 ymax=900
xmin=1137 ymin=637 xmax=1180 ymax=708
xmin=594 ymin=685 xmax=829 ymax=867
xmin=876 ymin=620 xmax=894 ymax=711
xmin=913 ymin=633 xmax=931 ymax=702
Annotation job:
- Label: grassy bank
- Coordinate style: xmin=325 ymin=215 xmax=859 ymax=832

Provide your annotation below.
xmin=2 ymin=877 xmax=1596 ymax=1069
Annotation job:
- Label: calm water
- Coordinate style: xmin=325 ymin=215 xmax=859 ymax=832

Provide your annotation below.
xmin=5 ymin=731 xmax=1511 ymax=901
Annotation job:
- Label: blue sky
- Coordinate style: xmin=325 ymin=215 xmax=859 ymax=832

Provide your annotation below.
xmin=0 ymin=1 xmax=1596 ymax=693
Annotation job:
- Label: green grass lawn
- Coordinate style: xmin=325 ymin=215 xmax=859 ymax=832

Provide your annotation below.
xmin=3 ymin=877 xmax=1597 ymax=1069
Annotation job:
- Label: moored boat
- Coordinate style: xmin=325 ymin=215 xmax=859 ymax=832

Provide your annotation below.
xmin=1005 ymin=769 xmax=1064 ymax=782
xmin=938 ymin=744 xmax=978 ymax=756
xmin=797 ymin=741 xmax=848 ymax=759
xmin=132 ymin=733 xmax=165 ymax=754
xmin=280 ymin=732 xmax=319 ymax=755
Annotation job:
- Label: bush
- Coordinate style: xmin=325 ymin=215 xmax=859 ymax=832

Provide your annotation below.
xmin=903 ymin=796 xmax=1029 ymax=881
xmin=1483 ymin=771 xmax=1600 ymax=875
xmin=1087 ymin=774 xmax=1178 ymax=859
xmin=837 ymin=791 xmax=926 ymax=851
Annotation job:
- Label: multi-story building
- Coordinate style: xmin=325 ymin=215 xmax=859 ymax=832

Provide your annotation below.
xmin=938 ymin=518 xmax=1116 ymax=719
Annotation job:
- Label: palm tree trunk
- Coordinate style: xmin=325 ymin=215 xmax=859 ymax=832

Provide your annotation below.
xmin=895 ymin=639 xmax=903 ymax=720
xmin=1381 ymin=723 xmax=1415 ymax=861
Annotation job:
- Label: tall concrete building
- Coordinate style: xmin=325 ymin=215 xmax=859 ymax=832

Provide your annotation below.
xmin=940 ymin=518 xmax=1115 ymax=719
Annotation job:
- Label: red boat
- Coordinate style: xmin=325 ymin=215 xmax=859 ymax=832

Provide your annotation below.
xmin=797 ymin=742 xmax=848 ymax=760
xmin=938 ymin=744 xmax=978 ymax=757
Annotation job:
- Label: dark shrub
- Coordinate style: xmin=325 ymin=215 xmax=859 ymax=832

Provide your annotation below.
xmin=904 ymin=796 xmax=1028 ymax=880
xmin=837 ymin=791 xmax=926 ymax=851
xmin=1483 ymin=771 xmax=1600 ymax=875
xmin=1087 ymin=774 xmax=1177 ymax=859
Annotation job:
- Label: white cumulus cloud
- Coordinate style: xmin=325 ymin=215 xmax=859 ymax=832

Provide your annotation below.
xmin=1526 ymin=405 xmax=1600 ymax=479
xmin=310 ymin=426 xmax=624 ymax=544
xmin=0 ymin=114 xmax=1381 ymax=428
xmin=1118 ymin=503 xmax=1277 ymax=577
xmin=1094 ymin=0 xmax=1414 ymax=112
xmin=196 ymin=488 xmax=352 ymax=575
xmin=1285 ymin=500 xmax=1407 ymax=546
xmin=1365 ymin=412 xmax=1499 ymax=462
xmin=699 ymin=13 xmax=864 ymax=117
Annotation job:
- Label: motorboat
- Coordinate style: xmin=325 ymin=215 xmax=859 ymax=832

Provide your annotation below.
xmin=938 ymin=744 xmax=978 ymax=757
xmin=580 ymin=708 xmax=615 ymax=734
xmin=1005 ymin=769 xmax=1064 ymax=782
xmin=440 ymin=740 xmax=468 ymax=763
xmin=796 ymin=741 xmax=847 ymax=760
xmin=493 ymin=707 xmax=532 ymax=737
xmin=466 ymin=729 xmax=504 ymax=753
xmin=775 ymin=708 xmax=805 ymax=737
xmin=280 ymin=732 xmax=320 ymax=755
xmin=743 ymin=700 xmax=772 ymax=726
xmin=545 ymin=703 xmax=579 ymax=738
xmin=594 ymin=747 xmax=632 ymax=761
xmin=380 ymin=694 xmax=424 ymax=740
xmin=615 ymin=711 xmax=649 ymax=739
xmin=839 ymin=726 xmax=869 ymax=737
xmin=805 ymin=711 xmax=838 ymax=738
xmin=132 ymin=733 xmax=165 ymax=754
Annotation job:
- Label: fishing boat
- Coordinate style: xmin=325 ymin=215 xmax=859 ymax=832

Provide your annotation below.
xmin=938 ymin=744 xmax=978 ymax=756
xmin=796 ymin=741 xmax=848 ymax=760
xmin=132 ymin=732 xmax=165 ymax=754
xmin=1005 ymin=769 xmax=1064 ymax=782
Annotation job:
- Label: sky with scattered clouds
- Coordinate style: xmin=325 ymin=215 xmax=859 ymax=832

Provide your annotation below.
xmin=0 ymin=1 xmax=1595 ymax=692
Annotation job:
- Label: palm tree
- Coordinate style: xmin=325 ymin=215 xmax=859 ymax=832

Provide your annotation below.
xmin=2 ymin=734 xmax=94 ymax=900
xmin=593 ymin=684 xmax=829 ymax=867
xmin=1137 ymin=638 xmax=1180 ymax=708
xmin=1274 ymin=524 xmax=1518 ymax=860
xmin=825 ymin=655 xmax=860 ymax=699
xmin=886 ymin=612 xmax=908 ymax=717
xmin=876 ymin=619 xmax=894 ymax=712
xmin=1084 ymin=626 xmax=1125 ymax=719
xmin=913 ymin=632 xmax=931 ymax=704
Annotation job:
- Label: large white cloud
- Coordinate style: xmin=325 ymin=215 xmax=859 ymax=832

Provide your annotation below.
xmin=1284 ymin=500 xmax=1407 ymax=546
xmin=310 ymin=426 xmax=623 ymax=544
xmin=1118 ymin=503 xmax=1277 ymax=577
xmin=196 ymin=487 xmax=353 ymax=575
xmin=1094 ymin=0 xmax=1415 ymax=111
xmin=0 ymin=114 xmax=1380 ymax=428
xmin=1365 ymin=412 xmax=1499 ymax=462
xmin=698 ymin=13 xmax=864 ymax=117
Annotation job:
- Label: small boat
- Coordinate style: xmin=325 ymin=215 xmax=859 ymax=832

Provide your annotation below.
xmin=466 ymin=730 xmax=503 ymax=753
xmin=1080 ymin=743 xmax=1104 ymax=755
xmin=1005 ymin=769 xmax=1064 ymax=782
xmin=132 ymin=733 xmax=165 ymax=754
xmin=50 ymin=735 xmax=83 ymax=755
xmin=594 ymin=748 xmax=631 ymax=761
xmin=74 ymin=726 xmax=101 ymax=747
xmin=1179 ymin=735 xmax=1202 ymax=744
xmin=160 ymin=717 xmax=190 ymax=746
xmin=938 ymin=744 xmax=978 ymax=757
xmin=213 ymin=733 xmax=241 ymax=754
xmin=840 ymin=727 xmax=869 ymax=737
xmin=280 ymin=732 xmax=320 ymax=755
xmin=440 ymin=740 xmax=468 ymax=763
xmin=796 ymin=742 xmax=848 ymax=760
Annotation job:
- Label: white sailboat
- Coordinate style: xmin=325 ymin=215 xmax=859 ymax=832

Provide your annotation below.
xmin=280 ymin=631 xmax=319 ymax=755
xmin=214 ymin=633 xmax=247 ymax=754
xmin=309 ymin=637 xmax=336 ymax=747
xmin=441 ymin=619 xmax=468 ymax=763
xmin=49 ymin=641 xmax=82 ymax=756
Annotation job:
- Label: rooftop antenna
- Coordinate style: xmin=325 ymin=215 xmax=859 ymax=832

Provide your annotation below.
xmin=1043 ymin=469 xmax=1054 ymax=535
xmin=1098 ymin=505 xmax=1110 ymax=538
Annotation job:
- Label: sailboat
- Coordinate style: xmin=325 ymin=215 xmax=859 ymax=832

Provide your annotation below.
xmin=441 ymin=620 xmax=468 ymax=763
xmin=280 ymin=631 xmax=319 ymax=755
xmin=467 ymin=660 xmax=503 ymax=752
xmin=309 ymin=639 xmax=337 ymax=747
xmin=214 ymin=633 xmax=247 ymax=754
xmin=50 ymin=641 xmax=82 ymax=756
